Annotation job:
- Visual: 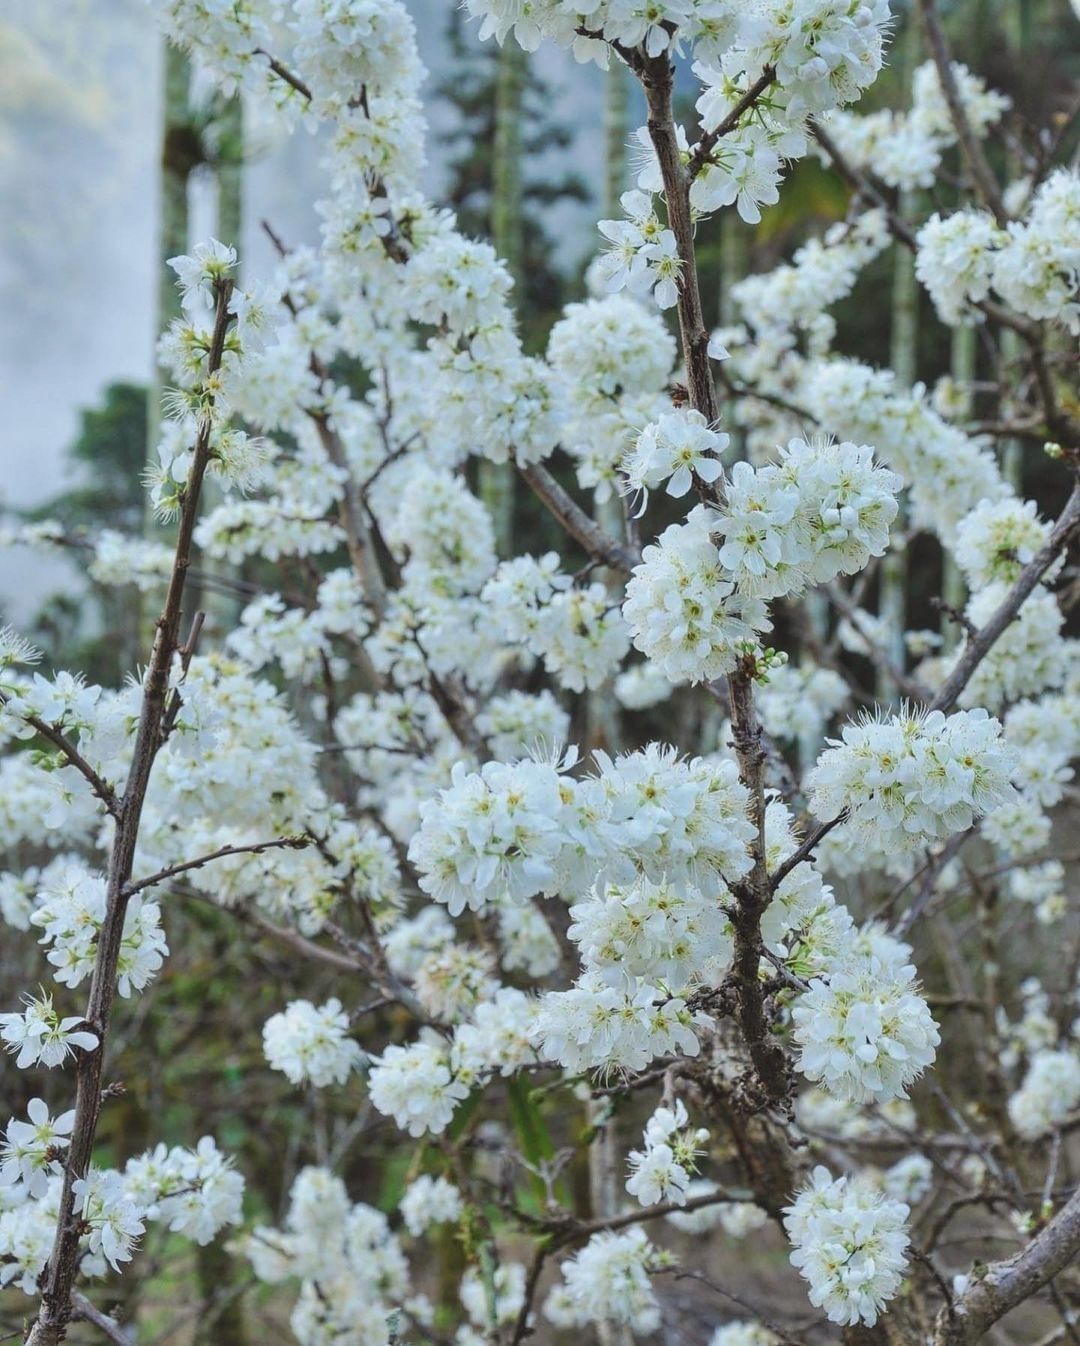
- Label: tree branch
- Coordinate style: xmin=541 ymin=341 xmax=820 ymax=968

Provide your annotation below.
xmin=518 ymin=462 xmax=639 ymax=572
xmin=934 ymin=1186 xmax=1080 ymax=1345
xmin=768 ymin=812 xmax=847 ymax=892
xmin=71 ymin=1293 xmax=135 ymax=1346
xmin=929 ymin=479 xmax=1080 ymax=713
xmin=914 ymin=0 xmax=1007 ymax=224
xmin=20 ymin=711 xmax=122 ymax=817
xmin=25 ymin=279 xmax=237 ymax=1346
xmin=687 ymin=67 xmax=777 ymax=179
xmin=124 ymin=835 xmax=312 ymax=898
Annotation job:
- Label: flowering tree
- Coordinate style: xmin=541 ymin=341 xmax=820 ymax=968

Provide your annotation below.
xmin=2 ymin=2 xmax=1079 ymax=1345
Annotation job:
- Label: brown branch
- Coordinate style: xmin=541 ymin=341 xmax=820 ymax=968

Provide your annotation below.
xmin=826 ymin=582 xmax=931 ymax=701
xmin=244 ymin=908 xmax=366 ymax=973
xmin=638 ymin=52 xmax=787 ymax=1105
xmin=768 ymin=812 xmax=847 ymax=892
xmin=71 ymin=1293 xmax=135 ymax=1346
xmin=530 ymin=1182 xmax=752 ymax=1240
xmin=914 ymin=0 xmax=1007 ymax=224
xmin=518 ymin=462 xmax=640 ymax=572
xmin=726 ymin=663 xmax=791 ymax=1104
xmin=810 ymin=120 xmax=918 ymax=248
xmin=25 ymin=279 xmax=237 ymax=1346
xmin=124 ymin=835 xmax=312 ymax=898
xmin=687 ymin=66 xmax=777 ymax=179
xmin=929 ymin=479 xmax=1080 ymax=713
xmin=641 ymin=52 xmax=721 ymax=427
xmin=20 ymin=711 xmax=122 ymax=818
xmin=251 ymin=48 xmax=313 ymax=102
xmin=934 ymin=1186 xmax=1080 ymax=1345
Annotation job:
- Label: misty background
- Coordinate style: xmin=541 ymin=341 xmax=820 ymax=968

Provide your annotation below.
xmin=0 ymin=0 xmax=606 ymax=619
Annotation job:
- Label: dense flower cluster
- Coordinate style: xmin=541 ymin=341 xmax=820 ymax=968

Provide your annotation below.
xmin=807 ymin=708 xmax=1017 ymax=854
xmin=262 ymin=997 xmax=363 ymax=1087
xmin=785 ymin=1166 xmax=910 ymax=1326
xmin=545 ymin=1227 xmax=663 ymax=1334
xmin=792 ymin=945 xmax=941 ymax=1103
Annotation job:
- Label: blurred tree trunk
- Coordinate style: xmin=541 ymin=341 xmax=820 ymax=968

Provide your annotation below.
xmin=142 ymin=43 xmax=197 ymax=647
xmin=603 ymin=60 xmax=630 ymax=218
xmin=480 ymin=42 xmax=525 ymax=557
xmin=146 ymin=43 xmax=195 ymax=521
xmin=941 ymin=325 xmax=976 ymax=649
xmin=878 ymin=16 xmax=921 ymax=697
xmin=202 ymin=92 xmax=246 ymax=636
xmin=586 ymin=62 xmax=632 ymax=756
xmin=998 ymin=0 xmax=1029 ymax=492
xmin=216 ymin=94 xmax=244 ymax=254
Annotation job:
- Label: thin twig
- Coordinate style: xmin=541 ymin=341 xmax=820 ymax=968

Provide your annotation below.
xmin=519 ymin=462 xmax=640 ymax=572
xmin=20 ymin=711 xmax=122 ymax=817
xmin=124 ymin=835 xmax=312 ymax=898
xmin=24 ymin=279 xmax=237 ymax=1346
xmin=71 ymin=1293 xmax=135 ymax=1346
xmin=687 ymin=67 xmax=777 ymax=179
xmin=769 ymin=813 xmax=847 ymax=892
xmin=915 ymin=0 xmax=1007 ymax=223
xmin=930 ymin=479 xmax=1080 ymax=713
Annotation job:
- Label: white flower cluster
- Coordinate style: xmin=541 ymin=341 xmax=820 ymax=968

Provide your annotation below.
xmin=245 ymin=1167 xmax=405 ymax=1346
xmin=757 ymin=661 xmax=848 ymax=745
xmin=547 ymin=294 xmax=675 ymax=500
xmin=399 ymin=1174 xmax=463 ymax=1237
xmin=123 ymin=1137 xmax=245 ymax=1246
xmin=368 ymin=1037 xmax=470 ymax=1137
xmin=0 ymin=991 xmax=98 ymax=1068
xmin=785 ymin=1166 xmax=909 ymax=1326
xmin=953 ymin=497 xmax=1050 ymax=591
xmin=262 ymin=997 xmax=363 ymax=1087
xmin=799 ymin=358 xmax=1008 ymax=542
xmin=568 ymin=875 xmax=733 ymax=990
xmin=623 ymin=436 xmax=899 ymax=683
xmin=1007 ymin=1049 xmax=1080 ymax=1138
xmin=792 ymin=942 xmax=940 ymax=1104
xmin=587 ymin=0 xmax=890 ymax=293
xmin=408 ymin=757 xmax=567 ymax=915
xmin=710 ymin=1324 xmax=778 ymax=1346
xmin=622 ymin=407 xmax=728 ymax=500
xmin=545 ymin=1227 xmax=662 ymax=1335
xmin=1 ymin=1123 xmax=242 ymax=1287
xmin=0 ymin=1098 xmax=75 ymax=1198
xmin=482 ymin=557 xmax=630 ymax=693
xmin=952 ymin=584 xmax=1069 ymax=712
xmin=714 ymin=439 xmax=901 ymax=597
xmin=626 ymin=1099 xmax=710 ymax=1207
xmin=597 ymin=189 xmax=683 ymax=310
xmin=532 ymin=972 xmax=706 ymax=1074
xmin=414 ymin=942 xmax=497 ymax=1023
xmin=71 ymin=1170 xmax=146 ymax=1271
xmin=623 ymin=505 xmax=767 ymax=684
xmin=31 ymin=867 xmax=167 ymax=996
xmin=807 ymin=708 xmax=1017 ymax=855
xmin=915 ymin=209 xmax=1003 ymax=325
xmin=729 ymin=209 xmax=889 ymax=351
xmin=820 ymin=60 xmax=1009 ymax=194
xmin=917 ymin=170 xmax=1080 ymax=334
xmin=475 ymin=689 xmax=570 ymax=762
xmin=410 ymin=742 xmax=755 ymax=918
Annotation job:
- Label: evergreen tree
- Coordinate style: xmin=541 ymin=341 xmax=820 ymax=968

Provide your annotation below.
xmin=24 ymin=382 xmax=147 ymax=683
xmin=434 ymin=9 xmax=588 ymax=346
